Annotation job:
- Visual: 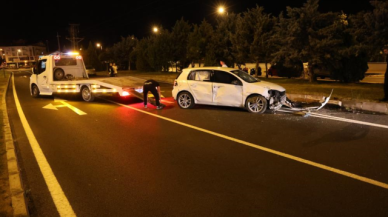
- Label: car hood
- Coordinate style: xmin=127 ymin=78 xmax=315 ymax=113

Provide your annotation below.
xmin=249 ymin=80 xmax=285 ymax=92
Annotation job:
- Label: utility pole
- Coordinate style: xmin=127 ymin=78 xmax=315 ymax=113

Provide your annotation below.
xmin=46 ymin=40 xmax=49 ymax=53
xmin=57 ymin=32 xmax=61 ymax=52
xmin=66 ymin=24 xmax=84 ymax=51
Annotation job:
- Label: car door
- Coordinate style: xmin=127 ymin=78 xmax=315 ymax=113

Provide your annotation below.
xmin=34 ymin=59 xmax=50 ymax=93
xmin=187 ymin=70 xmax=213 ymax=104
xmin=212 ymin=70 xmax=243 ymax=107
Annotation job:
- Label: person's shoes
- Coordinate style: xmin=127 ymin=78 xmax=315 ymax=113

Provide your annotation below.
xmin=156 ymin=104 xmax=165 ymax=110
xmin=144 ymin=105 xmax=147 ymax=108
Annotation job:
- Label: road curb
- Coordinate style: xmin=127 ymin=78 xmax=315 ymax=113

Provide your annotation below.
xmin=2 ymin=73 xmax=29 ymax=217
xmin=287 ymin=93 xmax=388 ymax=114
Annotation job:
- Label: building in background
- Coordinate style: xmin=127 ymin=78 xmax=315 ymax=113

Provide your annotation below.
xmin=0 ymin=44 xmax=46 ymax=68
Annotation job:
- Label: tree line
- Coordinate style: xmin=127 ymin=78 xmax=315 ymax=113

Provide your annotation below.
xmin=82 ymin=0 xmax=388 ymax=83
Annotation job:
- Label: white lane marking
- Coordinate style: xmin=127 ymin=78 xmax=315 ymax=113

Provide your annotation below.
xmin=43 ymin=98 xmax=87 ymax=115
xmin=311 ymin=113 xmax=388 ymax=129
xmin=43 ymin=104 xmax=63 ymax=110
xmin=104 ymin=99 xmax=388 ymax=190
xmin=12 ymin=75 xmax=77 ymax=216
xmin=60 ymin=101 xmax=87 ymax=115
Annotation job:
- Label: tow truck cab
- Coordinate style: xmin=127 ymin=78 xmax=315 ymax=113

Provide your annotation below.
xmin=30 ymin=52 xmax=89 ymax=95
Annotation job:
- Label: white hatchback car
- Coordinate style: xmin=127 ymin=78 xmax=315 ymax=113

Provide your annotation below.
xmin=172 ymin=67 xmax=288 ymax=113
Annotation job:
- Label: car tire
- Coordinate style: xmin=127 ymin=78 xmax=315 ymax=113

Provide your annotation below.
xmin=31 ymin=84 xmax=40 ymax=98
xmin=81 ymin=86 xmax=95 ymax=102
xmin=54 ymin=68 xmax=65 ymax=80
xmin=177 ymin=91 xmax=195 ymax=109
xmin=245 ymin=95 xmax=267 ymax=113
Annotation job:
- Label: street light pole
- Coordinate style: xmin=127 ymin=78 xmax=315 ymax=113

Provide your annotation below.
xmin=17 ymin=49 xmax=21 ymax=69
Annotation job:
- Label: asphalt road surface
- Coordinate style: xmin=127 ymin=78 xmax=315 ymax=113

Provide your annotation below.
xmin=6 ymin=71 xmax=388 ymax=217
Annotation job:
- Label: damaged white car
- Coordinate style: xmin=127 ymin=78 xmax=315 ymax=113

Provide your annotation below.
xmin=172 ymin=67 xmax=331 ymax=114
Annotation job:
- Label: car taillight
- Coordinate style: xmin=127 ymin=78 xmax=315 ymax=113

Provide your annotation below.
xmin=122 ymin=91 xmax=130 ymax=96
xmin=174 ymin=80 xmax=178 ymax=86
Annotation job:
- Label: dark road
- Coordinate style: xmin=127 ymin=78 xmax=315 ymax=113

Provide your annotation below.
xmin=6 ymin=71 xmax=388 ymax=217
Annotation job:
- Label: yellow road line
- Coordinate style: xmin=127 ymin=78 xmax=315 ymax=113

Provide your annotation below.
xmin=12 ymin=75 xmax=76 ymax=216
xmin=107 ymin=99 xmax=388 ymax=190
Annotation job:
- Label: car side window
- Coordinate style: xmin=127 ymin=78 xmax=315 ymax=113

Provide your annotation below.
xmin=188 ymin=70 xmax=211 ymax=82
xmin=35 ymin=59 xmax=47 ymax=74
xmin=213 ymin=70 xmax=242 ymax=85
xmin=187 ymin=71 xmax=195 ymax=80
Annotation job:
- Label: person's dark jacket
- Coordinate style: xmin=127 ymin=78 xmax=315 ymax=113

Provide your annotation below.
xmin=108 ymin=65 xmax=114 ymax=76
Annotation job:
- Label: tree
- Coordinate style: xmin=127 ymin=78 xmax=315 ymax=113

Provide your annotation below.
xmin=321 ymin=12 xmax=368 ymax=82
xmin=111 ymin=35 xmax=137 ymax=70
xmin=187 ymin=19 xmax=214 ymax=67
xmin=271 ymin=0 xmax=367 ymax=82
xmin=171 ymin=18 xmax=192 ymax=72
xmin=232 ymin=5 xmax=276 ymax=77
xmin=147 ymin=28 xmax=174 ymax=71
xmin=272 ymin=0 xmax=323 ymax=82
xmin=350 ymin=0 xmax=388 ymax=61
xmin=135 ymin=38 xmax=152 ymax=71
xmin=84 ymin=41 xmax=104 ymax=71
xmin=204 ymin=13 xmax=238 ymax=67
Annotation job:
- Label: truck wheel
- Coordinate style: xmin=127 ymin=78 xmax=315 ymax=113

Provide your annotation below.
xmin=245 ymin=95 xmax=267 ymax=113
xmin=81 ymin=86 xmax=95 ymax=102
xmin=31 ymin=85 xmax=40 ymax=98
xmin=54 ymin=68 xmax=65 ymax=80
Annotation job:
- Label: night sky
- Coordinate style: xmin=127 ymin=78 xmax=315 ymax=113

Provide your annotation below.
xmin=2 ymin=0 xmax=373 ymax=51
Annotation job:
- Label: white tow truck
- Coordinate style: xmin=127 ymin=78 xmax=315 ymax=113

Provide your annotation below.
xmin=30 ymin=52 xmax=147 ymax=102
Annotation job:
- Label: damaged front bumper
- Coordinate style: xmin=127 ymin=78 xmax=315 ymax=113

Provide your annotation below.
xmin=268 ymin=90 xmax=288 ymax=110
xmin=269 ymin=89 xmax=334 ymax=115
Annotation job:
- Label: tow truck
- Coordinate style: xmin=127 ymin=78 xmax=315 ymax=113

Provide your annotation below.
xmin=30 ymin=52 xmax=147 ymax=103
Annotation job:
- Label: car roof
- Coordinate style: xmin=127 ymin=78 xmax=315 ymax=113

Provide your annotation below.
xmin=183 ymin=67 xmax=237 ymax=72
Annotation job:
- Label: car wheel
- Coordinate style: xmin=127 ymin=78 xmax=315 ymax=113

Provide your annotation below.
xmin=81 ymin=86 xmax=95 ymax=102
xmin=245 ymin=95 xmax=267 ymax=113
xmin=31 ymin=84 xmax=40 ymax=98
xmin=54 ymin=68 xmax=65 ymax=80
xmin=177 ymin=91 xmax=195 ymax=109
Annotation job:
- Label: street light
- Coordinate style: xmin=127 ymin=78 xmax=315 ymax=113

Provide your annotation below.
xmin=153 ymin=27 xmax=158 ymax=33
xmin=96 ymin=43 xmax=102 ymax=50
xmin=217 ymin=6 xmax=228 ymax=15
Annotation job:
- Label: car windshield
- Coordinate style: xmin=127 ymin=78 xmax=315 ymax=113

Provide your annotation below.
xmin=230 ymin=70 xmax=259 ymax=83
